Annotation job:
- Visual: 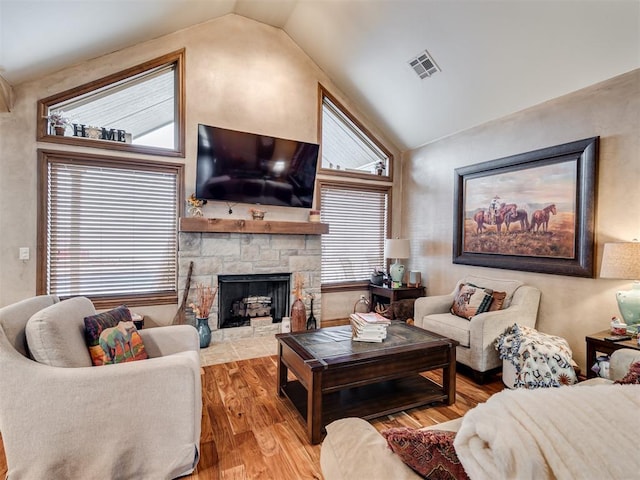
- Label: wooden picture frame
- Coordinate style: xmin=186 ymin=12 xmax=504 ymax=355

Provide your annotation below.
xmin=453 ymin=137 xmax=598 ymax=277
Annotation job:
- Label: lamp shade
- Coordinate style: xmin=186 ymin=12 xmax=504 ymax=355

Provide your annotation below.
xmin=600 ymin=241 xmax=640 ymax=329
xmin=385 ymin=239 xmax=410 ymax=259
xmin=600 ymin=242 xmax=640 ymax=279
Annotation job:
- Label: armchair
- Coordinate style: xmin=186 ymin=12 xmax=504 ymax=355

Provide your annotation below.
xmin=413 ymin=275 xmax=541 ymax=383
xmin=0 ymin=295 xmax=202 ymax=479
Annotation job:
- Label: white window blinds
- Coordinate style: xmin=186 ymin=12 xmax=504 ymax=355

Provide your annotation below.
xmin=45 ymin=158 xmax=178 ymax=299
xmin=320 ymin=185 xmax=388 ymax=284
xmin=321 ymin=96 xmax=389 ymax=175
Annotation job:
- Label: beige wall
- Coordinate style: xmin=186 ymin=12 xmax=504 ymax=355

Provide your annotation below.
xmin=402 ymin=69 xmax=640 ymax=372
xmin=0 ymin=14 xmax=401 ymax=322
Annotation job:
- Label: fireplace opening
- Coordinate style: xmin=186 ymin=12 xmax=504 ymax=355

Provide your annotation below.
xmin=218 ymin=273 xmax=290 ymax=328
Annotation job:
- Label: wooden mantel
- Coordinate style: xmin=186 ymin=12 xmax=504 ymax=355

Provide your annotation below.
xmin=179 ymin=217 xmax=329 ymax=235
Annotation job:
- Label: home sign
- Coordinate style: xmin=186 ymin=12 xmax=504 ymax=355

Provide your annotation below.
xmin=72 ymin=123 xmax=130 ymax=143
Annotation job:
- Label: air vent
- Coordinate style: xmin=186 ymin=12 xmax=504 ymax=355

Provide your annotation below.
xmin=409 ymin=50 xmax=440 ymax=79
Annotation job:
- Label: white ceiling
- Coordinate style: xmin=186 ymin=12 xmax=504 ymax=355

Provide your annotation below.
xmin=1 ymin=0 xmax=638 ymax=151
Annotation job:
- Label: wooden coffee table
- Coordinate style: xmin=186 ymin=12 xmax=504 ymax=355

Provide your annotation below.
xmin=276 ymin=322 xmax=458 ymax=444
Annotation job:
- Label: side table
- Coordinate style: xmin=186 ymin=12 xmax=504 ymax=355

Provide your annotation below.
xmin=585 ymin=330 xmax=640 ymax=378
xmin=369 ymin=284 xmax=425 ymax=312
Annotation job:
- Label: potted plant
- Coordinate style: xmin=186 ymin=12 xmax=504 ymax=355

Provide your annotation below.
xmin=46 ymin=110 xmax=70 ymax=136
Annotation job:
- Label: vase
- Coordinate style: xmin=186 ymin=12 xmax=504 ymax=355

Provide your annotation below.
xmin=306 ymin=297 xmax=317 ymax=330
xmin=290 ymin=298 xmax=306 ymax=332
xmin=196 ymin=317 xmax=212 ymax=348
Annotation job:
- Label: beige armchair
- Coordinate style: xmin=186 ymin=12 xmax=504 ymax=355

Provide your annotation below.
xmin=413 ymin=275 xmax=541 ymax=383
xmin=0 ymin=295 xmax=202 ymax=479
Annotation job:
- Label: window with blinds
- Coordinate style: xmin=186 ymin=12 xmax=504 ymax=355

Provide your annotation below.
xmin=39 ymin=151 xmax=182 ymax=307
xmin=320 ymin=184 xmax=389 ymax=285
xmin=320 ymin=91 xmax=391 ymax=178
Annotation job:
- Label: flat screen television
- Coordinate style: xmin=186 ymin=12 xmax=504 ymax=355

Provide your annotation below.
xmin=195 ymin=124 xmax=320 ymax=209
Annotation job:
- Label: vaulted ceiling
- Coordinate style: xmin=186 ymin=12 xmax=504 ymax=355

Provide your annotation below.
xmin=1 ymin=0 xmax=638 ymax=151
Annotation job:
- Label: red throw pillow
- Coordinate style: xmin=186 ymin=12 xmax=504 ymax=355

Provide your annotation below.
xmin=615 ymin=360 xmax=640 ymax=384
xmin=381 ymin=428 xmax=469 ymax=480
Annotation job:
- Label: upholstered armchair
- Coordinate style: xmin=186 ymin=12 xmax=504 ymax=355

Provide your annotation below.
xmin=413 ymin=275 xmax=541 ymax=383
xmin=0 ymin=295 xmax=202 ymax=479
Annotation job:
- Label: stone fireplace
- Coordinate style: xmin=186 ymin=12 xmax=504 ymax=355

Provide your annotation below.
xmin=178 ymin=218 xmax=324 ymax=342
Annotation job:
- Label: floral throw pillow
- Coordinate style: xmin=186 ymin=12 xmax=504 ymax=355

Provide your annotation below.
xmin=450 ymin=283 xmax=494 ymax=320
xmin=615 ymin=360 xmax=640 ymax=384
xmin=382 ymin=428 xmax=469 ymax=480
xmin=84 ymin=305 xmax=148 ymax=366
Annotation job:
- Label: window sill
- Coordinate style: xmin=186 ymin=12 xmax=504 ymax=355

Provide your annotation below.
xmin=60 ymin=292 xmax=178 ymax=310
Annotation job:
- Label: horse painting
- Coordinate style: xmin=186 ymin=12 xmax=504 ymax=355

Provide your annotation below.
xmin=530 ymin=204 xmax=557 ymax=233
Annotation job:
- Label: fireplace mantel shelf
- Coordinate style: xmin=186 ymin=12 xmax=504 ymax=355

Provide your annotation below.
xmin=179 ymin=217 xmax=329 ymax=235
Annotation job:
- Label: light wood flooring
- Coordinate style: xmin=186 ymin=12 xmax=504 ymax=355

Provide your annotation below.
xmin=0 ymin=354 xmax=503 ymax=479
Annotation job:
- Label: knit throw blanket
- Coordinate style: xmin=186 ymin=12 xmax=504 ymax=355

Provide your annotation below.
xmin=454 ymin=384 xmax=640 ymax=480
xmin=496 ymin=324 xmax=577 ymax=388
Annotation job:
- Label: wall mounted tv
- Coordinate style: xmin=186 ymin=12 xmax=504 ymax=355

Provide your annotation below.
xmin=195 ymin=124 xmax=320 ymax=209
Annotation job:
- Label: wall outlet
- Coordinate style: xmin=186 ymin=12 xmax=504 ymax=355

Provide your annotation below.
xmin=19 ymin=247 xmax=30 ymax=260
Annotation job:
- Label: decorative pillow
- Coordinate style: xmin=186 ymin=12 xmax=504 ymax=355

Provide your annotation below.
xmin=451 ymin=283 xmax=494 ymax=319
xmin=382 ymin=428 xmax=469 ymax=480
xmin=488 ymin=291 xmax=507 ymax=311
xmin=84 ymin=306 xmax=148 ymax=366
xmin=615 ymin=360 xmax=640 ymax=384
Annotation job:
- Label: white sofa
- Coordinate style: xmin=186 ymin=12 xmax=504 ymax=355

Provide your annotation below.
xmin=320 ymin=348 xmax=640 ymax=480
xmin=0 ymin=295 xmax=202 ymax=479
xmin=413 ymin=275 xmax=541 ymax=382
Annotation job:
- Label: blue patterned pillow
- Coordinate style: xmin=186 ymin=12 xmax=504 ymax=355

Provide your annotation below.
xmin=84 ymin=306 xmax=148 ymax=366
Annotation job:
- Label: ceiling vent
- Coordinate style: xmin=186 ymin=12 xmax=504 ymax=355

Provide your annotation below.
xmin=409 ymin=50 xmax=440 ymax=79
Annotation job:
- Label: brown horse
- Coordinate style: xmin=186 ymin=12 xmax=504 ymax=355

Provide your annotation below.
xmin=473 ymin=203 xmax=516 ymax=234
xmin=505 ymin=208 xmax=530 ymax=232
xmin=473 ymin=211 xmax=490 ymax=234
xmin=530 ymin=204 xmax=557 ymax=233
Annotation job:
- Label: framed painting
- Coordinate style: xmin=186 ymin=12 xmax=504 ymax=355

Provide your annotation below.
xmin=453 ymin=137 xmax=598 ymax=277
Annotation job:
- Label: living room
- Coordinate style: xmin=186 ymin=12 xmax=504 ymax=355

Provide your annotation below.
xmin=0 ymin=1 xmax=639 ymax=478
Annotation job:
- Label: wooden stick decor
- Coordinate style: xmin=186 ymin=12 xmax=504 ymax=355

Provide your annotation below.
xmin=173 ymin=261 xmax=193 ymax=325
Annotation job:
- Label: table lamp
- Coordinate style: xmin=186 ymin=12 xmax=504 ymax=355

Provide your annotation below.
xmin=385 ymin=238 xmax=410 ymax=287
xmin=600 ymin=240 xmax=640 ymax=333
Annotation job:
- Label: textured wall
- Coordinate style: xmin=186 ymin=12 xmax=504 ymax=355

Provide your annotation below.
xmin=402 ymin=69 xmax=640 ymax=372
xmin=0 ymin=14 xmax=399 ymax=322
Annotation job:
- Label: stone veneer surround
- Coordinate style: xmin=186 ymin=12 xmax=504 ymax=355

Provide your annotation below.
xmin=178 ymin=231 xmax=322 ymax=342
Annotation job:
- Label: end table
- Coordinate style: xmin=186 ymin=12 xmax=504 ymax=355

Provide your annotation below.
xmin=585 ymin=330 xmax=640 ymax=378
xmin=369 ymin=284 xmax=425 ymax=312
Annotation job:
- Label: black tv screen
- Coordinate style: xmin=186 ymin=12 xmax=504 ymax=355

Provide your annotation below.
xmin=195 ymin=124 xmax=319 ymax=209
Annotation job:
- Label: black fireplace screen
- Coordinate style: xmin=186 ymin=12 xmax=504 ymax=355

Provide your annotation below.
xmin=217 ymin=273 xmax=290 ymax=328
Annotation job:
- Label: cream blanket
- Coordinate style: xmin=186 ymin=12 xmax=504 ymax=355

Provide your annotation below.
xmin=454 ymin=384 xmax=640 ymax=480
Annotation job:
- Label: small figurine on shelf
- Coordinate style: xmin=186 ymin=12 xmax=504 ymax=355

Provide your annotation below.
xmin=187 ymin=193 xmax=207 ymax=217
xmin=249 ymin=207 xmax=266 ymax=220
xmin=290 ymin=273 xmax=306 ymax=332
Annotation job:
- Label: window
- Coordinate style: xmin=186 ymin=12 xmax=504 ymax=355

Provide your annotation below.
xmin=320 ymin=183 xmax=389 ymax=285
xmin=37 ymin=150 xmax=183 ymax=309
xmin=320 ymin=90 xmax=392 ymax=179
xmin=318 ymin=86 xmax=392 ymax=287
xmin=37 ymin=50 xmax=185 ymax=157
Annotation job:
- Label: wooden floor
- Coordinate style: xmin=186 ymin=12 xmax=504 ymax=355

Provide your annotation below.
xmin=0 ymin=356 xmax=503 ymax=479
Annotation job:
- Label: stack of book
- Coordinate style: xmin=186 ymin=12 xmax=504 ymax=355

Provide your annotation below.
xmin=349 ymin=312 xmax=391 ymax=342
